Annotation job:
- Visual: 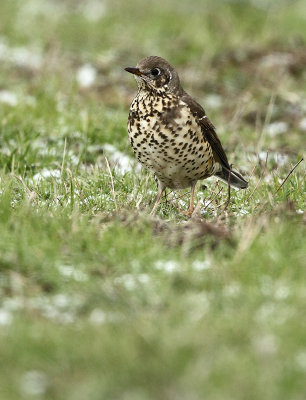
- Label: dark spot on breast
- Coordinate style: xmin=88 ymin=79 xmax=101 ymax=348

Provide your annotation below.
xmin=159 ymin=104 xmax=182 ymax=125
xmin=159 ymin=132 xmax=169 ymax=141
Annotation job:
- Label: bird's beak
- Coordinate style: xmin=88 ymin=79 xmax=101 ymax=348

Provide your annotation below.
xmin=124 ymin=67 xmax=143 ymax=76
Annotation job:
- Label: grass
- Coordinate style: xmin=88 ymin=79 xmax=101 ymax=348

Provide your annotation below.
xmin=0 ymin=0 xmax=305 ymax=399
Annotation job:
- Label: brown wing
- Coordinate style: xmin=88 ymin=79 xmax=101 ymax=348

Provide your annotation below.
xmin=181 ymin=93 xmax=230 ymax=169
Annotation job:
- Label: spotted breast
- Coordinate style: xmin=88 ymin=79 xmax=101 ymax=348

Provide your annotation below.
xmin=128 ymin=91 xmax=218 ymax=189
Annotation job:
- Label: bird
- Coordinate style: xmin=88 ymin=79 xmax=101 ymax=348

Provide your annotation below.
xmin=125 ymin=56 xmax=248 ymax=216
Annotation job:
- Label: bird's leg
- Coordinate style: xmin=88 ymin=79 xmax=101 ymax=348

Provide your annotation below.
xmin=185 ymin=181 xmax=197 ymax=217
xmin=150 ymin=182 xmax=166 ymax=217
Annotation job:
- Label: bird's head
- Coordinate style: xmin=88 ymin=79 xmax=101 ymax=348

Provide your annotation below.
xmin=125 ymin=56 xmax=182 ymax=95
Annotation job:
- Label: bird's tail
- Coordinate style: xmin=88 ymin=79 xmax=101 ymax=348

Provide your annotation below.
xmin=215 ymin=166 xmax=248 ymax=189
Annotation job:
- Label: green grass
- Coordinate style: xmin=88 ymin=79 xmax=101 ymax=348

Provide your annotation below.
xmin=0 ymin=0 xmax=305 ymax=399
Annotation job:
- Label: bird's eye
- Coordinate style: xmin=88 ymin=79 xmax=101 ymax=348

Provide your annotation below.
xmin=151 ymin=68 xmax=160 ymax=76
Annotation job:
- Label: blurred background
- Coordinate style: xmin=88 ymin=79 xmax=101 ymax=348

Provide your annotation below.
xmin=0 ymin=0 xmax=305 ymax=176
xmin=0 ymin=1 xmax=305 ymax=400
xmin=1 ymin=0 xmax=306 ymax=135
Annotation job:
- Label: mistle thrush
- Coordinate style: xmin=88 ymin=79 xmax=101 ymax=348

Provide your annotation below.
xmin=125 ymin=56 xmax=248 ymax=216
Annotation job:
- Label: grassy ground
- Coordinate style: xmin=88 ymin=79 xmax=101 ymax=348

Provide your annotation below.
xmin=0 ymin=0 xmax=305 ymax=399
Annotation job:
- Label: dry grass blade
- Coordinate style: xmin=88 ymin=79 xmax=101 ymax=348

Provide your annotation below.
xmin=273 ymin=158 xmax=304 ymax=196
xmin=204 ymin=185 xmax=223 ymax=211
xmin=222 ymin=164 xmax=232 ymax=212
xmin=247 ymin=150 xmax=269 ymax=201
xmin=105 ymin=157 xmax=118 ymax=212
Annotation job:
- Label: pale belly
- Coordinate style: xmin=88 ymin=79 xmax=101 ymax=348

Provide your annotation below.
xmin=128 ymin=97 xmax=219 ymax=189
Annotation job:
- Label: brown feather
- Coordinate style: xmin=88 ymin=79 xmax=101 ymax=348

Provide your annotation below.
xmin=181 ymin=93 xmax=230 ymax=169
